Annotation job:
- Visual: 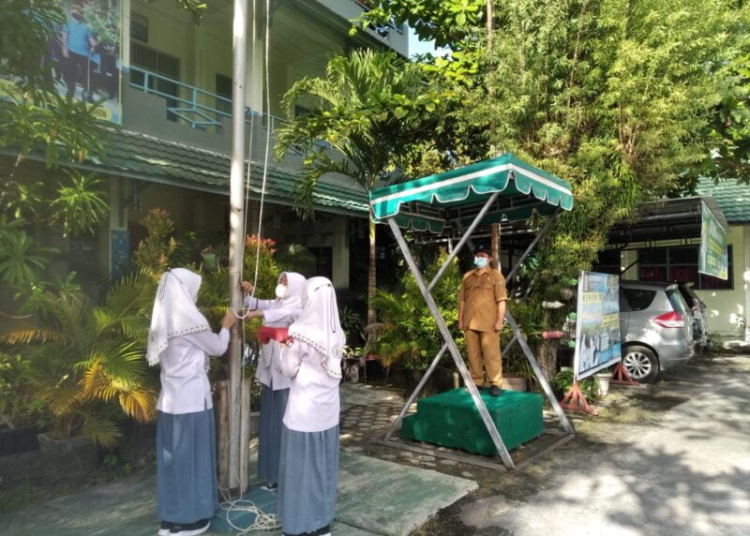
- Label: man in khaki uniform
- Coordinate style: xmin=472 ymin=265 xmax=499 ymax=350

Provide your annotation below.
xmin=458 ymin=245 xmax=508 ymax=396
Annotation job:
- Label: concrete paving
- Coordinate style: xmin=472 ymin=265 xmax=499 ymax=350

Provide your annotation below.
xmin=1 ymin=355 xmax=747 ymax=536
xmin=0 ymin=382 xmax=475 ymax=536
xmin=409 ymin=354 xmax=750 ymax=536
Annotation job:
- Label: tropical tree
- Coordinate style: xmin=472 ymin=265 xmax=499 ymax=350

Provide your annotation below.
xmin=351 ymin=0 xmax=750 ymax=379
xmin=275 ymin=49 xmax=449 ymax=333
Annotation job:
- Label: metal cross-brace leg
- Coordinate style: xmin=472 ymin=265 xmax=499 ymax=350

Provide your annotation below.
xmin=383 ymin=216 xmax=515 ymax=469
xmin=505 ymin=311 xmax=574 ymax=434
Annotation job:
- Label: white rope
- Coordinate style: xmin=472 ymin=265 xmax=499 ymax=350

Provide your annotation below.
xmin=217 ymin=461 xmax=281 ymax=534
xmin=219 ymin=499 xmax=281 ymax=534
xmin=241 ymin=0 xmax=274 ymax=309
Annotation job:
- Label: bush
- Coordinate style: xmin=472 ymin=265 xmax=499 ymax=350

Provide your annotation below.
xmin=372 ymin=249 xmax=465 ymax=371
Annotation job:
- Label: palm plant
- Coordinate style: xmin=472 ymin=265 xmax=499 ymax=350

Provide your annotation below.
xmin=372 ymin=250 xmax=465 ymax=370
xmin=0 ymin=272 xmax=157 ymax=446
xmin=275 ymin=49 xmax=446 ymax=332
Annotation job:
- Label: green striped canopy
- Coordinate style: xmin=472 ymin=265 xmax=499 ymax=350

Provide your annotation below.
xmin=369 ymin=154 xmax=574 ymax=233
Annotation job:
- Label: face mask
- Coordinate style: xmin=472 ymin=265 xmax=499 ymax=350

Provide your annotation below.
xmin=275 ymin=284 xmax=287 ymax=299
xmin=474 ymin=257 xmax=489 ymax=269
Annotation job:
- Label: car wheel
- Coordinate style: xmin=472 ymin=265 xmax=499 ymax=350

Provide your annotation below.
xmin=622 ymin=345 xmax=659 ymax=383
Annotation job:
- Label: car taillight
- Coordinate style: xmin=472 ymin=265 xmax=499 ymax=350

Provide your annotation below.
xmin=653 ymin=311 xmax=685 ymax=328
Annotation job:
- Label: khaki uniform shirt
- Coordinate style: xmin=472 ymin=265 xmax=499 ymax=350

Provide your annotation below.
xmin=458 ymin=269 xmax=508 ymax=332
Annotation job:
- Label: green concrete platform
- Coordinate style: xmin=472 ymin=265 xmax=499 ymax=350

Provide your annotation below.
xmin=402 ymin=388 xmax=544 ymax=455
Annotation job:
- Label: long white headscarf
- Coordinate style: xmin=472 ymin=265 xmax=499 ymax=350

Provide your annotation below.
xmin=263 ymin=271 xmax=306 ymax=329
xmin=288 ymin=276 xmax=346 ymax=379
xmin=146 ymin=268 xmax=211 ymax=366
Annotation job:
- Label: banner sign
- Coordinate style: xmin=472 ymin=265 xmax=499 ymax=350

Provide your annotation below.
xmin=574 ymin=271 xmax=622 ymax=380
xmin=699 ymin=201 xmax=728 ymax=280
xmin=1 ymin=1 xmax=122 ymax=124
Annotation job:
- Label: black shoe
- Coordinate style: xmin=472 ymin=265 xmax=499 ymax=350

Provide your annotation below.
xmin=317 ymin=525 xmax=332 ymax=536
xmin=158 ymin=521 xmax=174 ymax=536
xmin=260 ymin=482 xmax=278 ymax=492
xmin=490 ymin=385 xmax=502 ymax=397
xmin=170 ymin=519 xmax=210 ymax=536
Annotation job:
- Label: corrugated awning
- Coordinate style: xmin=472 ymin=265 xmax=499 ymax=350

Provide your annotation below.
xmin=369 ymin=153 xmax=574 ymax=233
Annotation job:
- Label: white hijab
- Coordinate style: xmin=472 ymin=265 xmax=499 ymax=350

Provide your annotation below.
xmin=288 ymin=276 xmax=346 ymax=379
xmin=263 ymin=272 xmax=306 ymax=329
xmin=146 ymin=268 xmax=211 ymax=366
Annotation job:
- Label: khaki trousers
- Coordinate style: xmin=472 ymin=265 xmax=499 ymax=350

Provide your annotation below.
xmin=465 ymin=329 xmax=502 ymax=387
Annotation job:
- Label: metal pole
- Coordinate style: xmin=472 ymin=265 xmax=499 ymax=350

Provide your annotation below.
xmin=388 ymin=219 xmax=515 ymax=469
xmin=228 ymin=0 xmax=248 ymax=491
xmin=384 ymin=344 xmax=448 ymax=441
xmin=505 ymin=210 xmax=559 ymax=282
xmin=427 ymin=191 xmax=500 ymax=292
xmin=505 ymin=312 xmax=574 ymax=434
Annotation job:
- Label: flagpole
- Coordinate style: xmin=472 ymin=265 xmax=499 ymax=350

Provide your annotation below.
xmin=228 ymin=0 xmax=249 ymax=491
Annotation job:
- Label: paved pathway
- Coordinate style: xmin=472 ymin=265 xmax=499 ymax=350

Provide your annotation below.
xmin=0 ymin=381 xmax=473 ymax=536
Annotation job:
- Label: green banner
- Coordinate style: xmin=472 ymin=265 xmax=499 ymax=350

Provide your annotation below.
xmin=699 ymin=201 xmax=728 ymax=280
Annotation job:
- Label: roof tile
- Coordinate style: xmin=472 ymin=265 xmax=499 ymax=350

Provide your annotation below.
xmin=695 ymin=178 xmax=750 ymax=224
xmin=91 ymin=130 xmax=368 ymax=216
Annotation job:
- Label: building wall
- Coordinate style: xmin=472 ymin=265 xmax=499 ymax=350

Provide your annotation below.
xmin=695 ymin=224 xmax=748 ymax=339
xmin=608 ymin=225 xmax=749 ymax=339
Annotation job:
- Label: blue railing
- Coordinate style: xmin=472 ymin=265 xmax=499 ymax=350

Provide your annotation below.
xmin=129 ymin=66 xmax=329 ymax=155
xmin=129 ymin=66 xmax=234 ymax=129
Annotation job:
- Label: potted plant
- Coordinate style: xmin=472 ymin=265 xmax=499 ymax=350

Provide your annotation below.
xmin=595 ymin=368 xmax=614 ymax=397
xmin=201 ymin=245 xmax=217 ymax=271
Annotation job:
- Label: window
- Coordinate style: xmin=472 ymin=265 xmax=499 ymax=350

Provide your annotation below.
xmin=593 ymin=249 xmax=622 ymax=275
xmin=215 ymin=73 xmax=232 ymax=115
xmin=131 ymin=12 xmax=149 ymax=43
xmin=621 ymin=288 xmax=656 ymax=311
xmin=638 ymin=245 xmax=733 ymax=290
xmin=130 ymin=43 xmax=181 ymax=122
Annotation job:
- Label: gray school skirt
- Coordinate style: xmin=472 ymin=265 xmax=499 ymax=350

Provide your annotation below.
xmin=156 ymin=408 xmax=218 ymax=524
xmin=277 ymin=424 xmax=340 ymax=535
xmin=258 ymin=385 xmax=289 ymax=485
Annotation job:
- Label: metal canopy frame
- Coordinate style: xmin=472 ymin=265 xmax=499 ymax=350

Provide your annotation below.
xmin=371 ymin=190 xmax=575 ymax=471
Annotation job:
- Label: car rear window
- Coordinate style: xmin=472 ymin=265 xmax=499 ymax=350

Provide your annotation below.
xmin=667 ymin=289 xmax=688 ymax=314
xmin=622 ymin=288 xmax=656 ymax=311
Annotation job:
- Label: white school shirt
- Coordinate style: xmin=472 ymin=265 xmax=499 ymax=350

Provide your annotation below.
xmin=279 ymin=339 xmax=340 ymax=432
xmin=156 ymin=328 xmax=229 ymax=415
xmin=244 ymin=296 xmax=302 ymax=390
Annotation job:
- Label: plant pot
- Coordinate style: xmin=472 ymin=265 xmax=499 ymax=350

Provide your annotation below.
xmin=201 ymin=252 xmax=217 ymax=270
xmin=560 ymin=287 xmax=576 ymax=301
xmin=0 ymin=426 xmax=41 ymax=457
xmin=502 ymin=375 xmax=528 ymax=392
xmin=596 ymin=373 xmax=613 ymax=397
xmin=37 ymin=432 xmax=97 ymax=481
xmin=117 ymin=420 xmax=156 ymax=465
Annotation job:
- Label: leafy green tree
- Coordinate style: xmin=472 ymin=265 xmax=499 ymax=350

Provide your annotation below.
xmin=275 ymin=49 xmax=448 ymax=331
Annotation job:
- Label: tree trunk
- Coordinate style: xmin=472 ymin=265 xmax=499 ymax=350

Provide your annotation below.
xmin=537 ymin=340 xmax=559 ymax=383
xmin=367 ymin=217 xmax=377 ymax=330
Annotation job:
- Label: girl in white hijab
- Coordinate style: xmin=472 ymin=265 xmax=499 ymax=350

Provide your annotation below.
xmin=148 ymin=268 xmax=237 ymax=536
xmin=276 ymin=276 xmax=345 ymax=536
xmin=240 ymin=272 xmax=306 ymax=490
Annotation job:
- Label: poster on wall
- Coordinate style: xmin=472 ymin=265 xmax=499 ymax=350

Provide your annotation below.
xmin=699 ymin=201 xmax=728 ymax=280
xmin=0 ymin=1 xmax=122 ymax=124
xmin=574 ymin=271 xmax=622 ymax=380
